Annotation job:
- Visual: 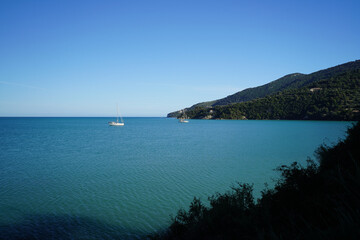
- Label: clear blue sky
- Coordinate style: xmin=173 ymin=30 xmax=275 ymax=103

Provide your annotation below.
xmin=0 ymin=0 xmax=359 ymax=117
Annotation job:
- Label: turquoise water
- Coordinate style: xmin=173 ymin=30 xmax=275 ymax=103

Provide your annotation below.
xmin=0 ymin=117 xmax=352 ymax=239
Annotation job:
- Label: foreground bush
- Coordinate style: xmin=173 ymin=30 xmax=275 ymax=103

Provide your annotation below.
xmin=151 ymin=122 xmax=360 ymax=239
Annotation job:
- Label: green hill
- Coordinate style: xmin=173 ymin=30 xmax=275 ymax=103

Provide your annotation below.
xmin=168 ymin=60 xmax=360 ymax=120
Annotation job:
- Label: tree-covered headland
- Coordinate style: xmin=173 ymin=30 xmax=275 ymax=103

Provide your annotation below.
xmin=168 ymin=60 xmax=360 ymax=121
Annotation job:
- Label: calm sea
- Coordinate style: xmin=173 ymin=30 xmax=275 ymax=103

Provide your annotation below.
xmin=0 ymin=117 xmax=353 ymax=239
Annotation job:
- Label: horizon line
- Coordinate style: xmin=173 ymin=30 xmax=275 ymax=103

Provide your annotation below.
xmin=0 ymin=116 xmax=167 ymax=118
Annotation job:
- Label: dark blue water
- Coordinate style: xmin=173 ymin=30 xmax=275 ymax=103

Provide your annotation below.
xmin=0 ymin=117 xmax=352 ymax=239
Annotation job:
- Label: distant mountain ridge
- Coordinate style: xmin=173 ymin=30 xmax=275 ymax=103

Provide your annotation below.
xmin=168 ymin=73 xmax=307 ymax=117
xmin=168 ymin=60 xmax=360 ymax=120
xmin=213 ymin=73 xmax=305 ymax=106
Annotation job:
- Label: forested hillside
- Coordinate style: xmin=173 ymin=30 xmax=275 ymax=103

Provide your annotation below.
xmin=169 ymin=60 xmax=360 ymax=120
xmin=214 ymin=60 xmax=360 ymax=107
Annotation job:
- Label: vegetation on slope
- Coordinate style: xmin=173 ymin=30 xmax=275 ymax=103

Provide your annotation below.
xmin=168 ymin=60 xmax=360 ymax=120
xmin=214 ymin=60 xmax=360 ymax=107
xmin=184 ymin=66 xmax=360 ymax=121
xmin=151 ymin=121 xmax=360 ymax=240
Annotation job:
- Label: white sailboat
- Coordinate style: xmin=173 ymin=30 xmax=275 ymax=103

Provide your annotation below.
xmin=179 ymin=118 xmax=189 ymax=123
xmin=108 ymin=105 xmax=124 ymax=126
xmin=179 ymin=110 xmax=189 ymax=123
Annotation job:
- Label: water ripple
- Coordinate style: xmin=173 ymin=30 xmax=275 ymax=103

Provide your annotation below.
xmin=0 ymin=117 xmax=352 ymax=239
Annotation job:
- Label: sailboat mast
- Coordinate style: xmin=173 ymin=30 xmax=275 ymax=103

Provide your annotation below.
xmin=117 ymin=104 xmax=119 ymax=123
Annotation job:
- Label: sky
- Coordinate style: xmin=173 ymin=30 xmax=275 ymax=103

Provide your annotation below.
xmin=0 ymin=0 xmax=359 ymax=117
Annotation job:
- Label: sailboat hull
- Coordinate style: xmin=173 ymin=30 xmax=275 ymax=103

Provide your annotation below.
xmin=179 ymin=119 xmax=189 ymax=123
xmin=108 ymin=122 xmax=124 ymax=126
